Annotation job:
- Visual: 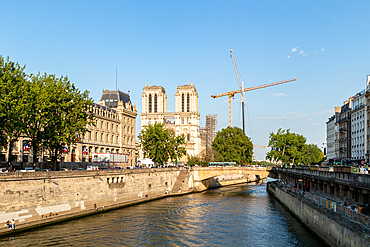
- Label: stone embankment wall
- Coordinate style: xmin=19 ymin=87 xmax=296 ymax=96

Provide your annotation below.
xmin=193 ymin=167 xmax=269 ymax=191
xmin=267 ymin=182 xmax=370 ymax=247
xmin=0 ymin=167 xmax=268 ymax=235
xmin=0 ymin=168 xmax=188 ymax=235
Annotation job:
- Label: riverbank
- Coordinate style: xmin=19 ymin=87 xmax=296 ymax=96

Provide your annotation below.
xmin=0 ymin=167 xmax=268 ymax=237
xmin=267 ymin=181 xmax=370 ymax=247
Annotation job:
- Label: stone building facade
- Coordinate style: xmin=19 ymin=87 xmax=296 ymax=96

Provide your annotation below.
xmin=337 ymin=100 xmax=352 ymax=164
xmin=351 ymin=90 xmax=366 ymax=163
xmin=0 ymin=89 xmax=137 ymax=168
xmin=141 ymin=82 xmax=202 ymax=160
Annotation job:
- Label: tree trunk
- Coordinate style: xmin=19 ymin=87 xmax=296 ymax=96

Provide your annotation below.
xmin=7 ymin=139 xmax=13 ymax=169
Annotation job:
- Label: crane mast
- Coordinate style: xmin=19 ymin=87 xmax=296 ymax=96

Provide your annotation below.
xmin=230 ymin=49 xmax=245 ymax=133
xmin=211 ymin=78 xmax=297 ymax=127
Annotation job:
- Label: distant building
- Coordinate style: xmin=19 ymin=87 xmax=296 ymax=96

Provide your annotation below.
xmin=337 ymin=99 xmax=352 ymax=164
xmin=365 ymin=75 xmax=370 ymax=163
xmin=350 ymin=89 xmax=366 ymax=164
xmin=206 ymin=114 xmax=217 ymax=150
xmin=141 ymin=82 xmax=202 ymax=160
xmin=326 ymin=115 xmax=336 ymax=160
xmin=2 ymin=89 xmax=138 ymax=168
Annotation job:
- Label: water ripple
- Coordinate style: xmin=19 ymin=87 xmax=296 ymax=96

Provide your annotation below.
xmin=0 ymin=184 xmax=326 ymax=246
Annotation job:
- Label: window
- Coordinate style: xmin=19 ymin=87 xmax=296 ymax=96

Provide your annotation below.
xmin=110 ymin=99 xmax=113 ymax=102
xmin=149 ymin=94 xmax=152 ymax=113
xmin=154 ymin=94 xmax=157 ymax=113
xmin=187 ymin=134 xmax=190 ymax=141
xmin=107 ymin=123 xmax=109 ymax=129
xmin=101 ymin=133 xmax=104 ymax=142
xmin=105 ymin=99 xmax=109 ymax=102
xmin=114 ymin=99 xmax=118 ymax=102
xmin=187 ymin=93 xmax=190 ymax=112
xmin=96 ymin=132 xmax=98 ymax=141
xmin=182 ymin=94 xmax=184 ymax=112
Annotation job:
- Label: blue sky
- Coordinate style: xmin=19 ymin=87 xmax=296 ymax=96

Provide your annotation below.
xmin=1 ymin=1 xmax=369 ymax=160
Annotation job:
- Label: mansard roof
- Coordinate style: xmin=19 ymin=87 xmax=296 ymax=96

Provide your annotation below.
xmin=99 ymin=89 xmax=131 ymax=108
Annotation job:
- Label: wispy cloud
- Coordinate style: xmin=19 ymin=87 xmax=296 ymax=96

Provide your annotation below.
xmin=291 ymin=47 xmax=297 ymax=52
xmin=287 ymin=55 xmax=290 ymax=59
xmin=299 ymin=50 xmax=304 ymax=54
xmin=271 ymin=93 xmax=288 ymax=97
xmin=315 ymin=48 xmax=325 ymax=54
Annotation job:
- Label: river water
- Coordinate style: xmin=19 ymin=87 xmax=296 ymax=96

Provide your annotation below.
xmin=0 ymin=182 xmax=326 ymax=246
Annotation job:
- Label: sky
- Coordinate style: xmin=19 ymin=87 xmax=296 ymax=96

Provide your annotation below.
xmin=1 ymin=1 xmax=370 ymax=160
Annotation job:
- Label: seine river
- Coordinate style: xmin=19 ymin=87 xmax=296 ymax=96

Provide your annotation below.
xmin=0 ymin=182 xmax=326 ymax=246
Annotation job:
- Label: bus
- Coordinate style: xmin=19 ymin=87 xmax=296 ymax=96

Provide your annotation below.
xmin=91 ymin=153 xmax=128 ymax=169
xmin=208 ymin=162 xmax=237 ymax=167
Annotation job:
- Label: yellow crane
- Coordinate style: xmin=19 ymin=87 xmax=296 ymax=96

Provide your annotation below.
xmin=230 ymin=49 xmax=246 ymax=133
xmin=253 ymin=145 xmax=266 ymax=149
xmin=211 ymin=78 xmax=297 ymax=127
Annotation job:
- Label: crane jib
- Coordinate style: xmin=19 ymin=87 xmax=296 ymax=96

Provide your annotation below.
xmin=211 ymin=78 xmax=296 ymax=98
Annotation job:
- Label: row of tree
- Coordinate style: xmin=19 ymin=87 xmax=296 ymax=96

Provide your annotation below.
xmin=0 ymin=56 xmax=93 ymax=164
xmin=139 ymin=124 xmax=324 ymax=167
xmin=266 ymin=128 xmax=324 ymax=165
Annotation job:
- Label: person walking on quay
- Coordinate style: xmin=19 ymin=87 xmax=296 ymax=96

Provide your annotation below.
xmin=11 ymin=219 xmax=15 ymax=230
xmin=4 ymin=220 xmax=11 ymax=229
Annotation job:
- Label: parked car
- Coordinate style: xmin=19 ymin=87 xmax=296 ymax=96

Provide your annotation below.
xmin=37 ymin=169 xmax=50 ymax=172
xmin=73 ymin=168 xmax=85 ymax=171
xmin=20 ymin=167 xmax=38 ymax=172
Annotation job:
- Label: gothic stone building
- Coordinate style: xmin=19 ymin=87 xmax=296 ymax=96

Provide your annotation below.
xmin=141 ymin=82 xmax=202 ymax=161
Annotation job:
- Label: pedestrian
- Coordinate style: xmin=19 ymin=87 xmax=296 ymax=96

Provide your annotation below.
xmin=4 ymin=220 xmax=11 ymax=229
xmin=11 ymin=219 xmax=15 ymax=230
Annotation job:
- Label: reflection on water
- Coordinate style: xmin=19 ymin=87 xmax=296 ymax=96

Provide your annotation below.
xmin=0 ymin=183 xmax=326 ymax=246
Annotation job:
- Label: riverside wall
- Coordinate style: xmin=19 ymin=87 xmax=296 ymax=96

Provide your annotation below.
xmin=267 ymin=182 xmax=370 ymax=247
xmin=0 ymin=167 xmax=267 ymax=236
xmin=0 ymin=168 xmax=187 ymax=235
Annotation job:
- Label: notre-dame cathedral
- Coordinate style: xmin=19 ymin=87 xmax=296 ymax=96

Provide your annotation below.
xmin=141 ymin=82 xmax=202 ymax=160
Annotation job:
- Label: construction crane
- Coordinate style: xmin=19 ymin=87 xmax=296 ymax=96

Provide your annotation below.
xmin=211 ymin=78 xmax=297 ymax=127
xmin=253 ymin=145 xmax=266 ymax=149
xmin=230 ymin=49 xmax=246 ymax=133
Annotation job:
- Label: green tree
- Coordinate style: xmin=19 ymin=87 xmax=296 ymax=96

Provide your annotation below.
xmin=23 ymin=73 xmax=93 ymax=164
xmin=0 ymin=56 xmax=29 ymax=162
xmin=211 ymin=126 xmax=253 ymax=165
xmin=266 ymin=128 xmax=306 ymax=165
xmin=301 ymin=144 xmax=324 ymax=165
xmin=41 ymin=74 xmax=94 ymax=164
xmin=139 ymin=123 xmax=186 ymax=166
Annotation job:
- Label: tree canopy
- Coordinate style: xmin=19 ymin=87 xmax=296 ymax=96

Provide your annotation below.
xmin=266 ymin=128 xmax=324 ymax=165
xmin=138 ymin=122 xmax=186 ymax=166
xmin=0 ymin=56 xmax=94 ymax=164
xmin=211 ymin=126 xmax=253 ymax=165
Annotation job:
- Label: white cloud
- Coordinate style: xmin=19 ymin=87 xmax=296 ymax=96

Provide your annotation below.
xmin=291 ymin=47 xmax=297 ymax=52
xmin=299 ymin=50 xmax=304 ymax=54
xmin=271 ymin=93 xmax=288 ymax=97
xmin=287 ymin=55 xmax=290 ymax=58
xmin=321 ymin=48 xmax=325 ymax=52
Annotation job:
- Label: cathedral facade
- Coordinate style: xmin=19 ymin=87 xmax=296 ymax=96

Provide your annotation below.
xmin=141 ymin=82 xmax=202 ymax=160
